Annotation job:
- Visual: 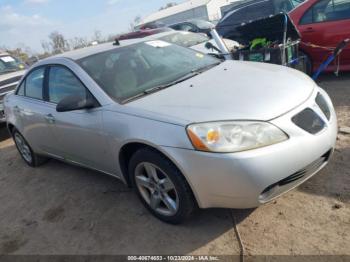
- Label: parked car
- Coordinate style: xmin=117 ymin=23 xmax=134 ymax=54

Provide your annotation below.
xmin=146 ymin=31 xmax=239 ymax=56
xmin=4 ymin=39 xmax=337 ymax=224
xmin=216 ymin=0 xmax=302 ymax=40
xmin=0 ymin=52 xmax=26 ymax=121
xmin=169 ymin=19 xmax=215 ymax=35
xmin=289 ymin=0 xmax=350 ymax=73
xmin=138 ymin=21 xmax=166 ymax=30
xmin=116 ymin=27 xmax=173 ymax=41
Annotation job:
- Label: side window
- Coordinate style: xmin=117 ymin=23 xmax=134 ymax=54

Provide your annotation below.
xmin=48 ymin=66 xmax=87 ymax=104
xmin=179 ymin=23 xmax=196 ymax=32
xmin=325 ymin=0 xmax=350 ymax=21
xmin=273 ymin=0 xmax=294 ymax=12
xmin=17 ymin=81 xmax=25 ymax=96
xmin=300 ymin=0 xmax=350 ymax=24
xmin=25 ymin=68 xmax=45 ymax=100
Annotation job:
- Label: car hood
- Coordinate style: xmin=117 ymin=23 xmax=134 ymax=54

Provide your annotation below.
xmin=126 ymin=61 xmax=316 ymax=124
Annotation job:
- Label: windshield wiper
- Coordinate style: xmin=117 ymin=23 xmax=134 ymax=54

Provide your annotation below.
xmin=122 ymin=71 xmax=201 ymax=104
xmin=122 ymin=62 xmax=221 ymax=104
xmin=191 ymin=61 xmax=222 ymax=74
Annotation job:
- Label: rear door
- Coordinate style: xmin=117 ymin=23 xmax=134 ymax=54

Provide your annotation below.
xmin=297 ymin=0 xmax=350 ymax=70
xmin=45 ymin=65 xmax=110 ymax=172
xmin=12 ymin=67 xmax=57 ymax=154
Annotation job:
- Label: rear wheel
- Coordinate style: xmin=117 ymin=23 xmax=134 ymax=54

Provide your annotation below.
xmin=300 ymin=51 xmax=313 ymax=76
xmin=13 ymin=130 xmax=48 ymax=167
xmin=129 ymin=148 xmax=196 ymax=224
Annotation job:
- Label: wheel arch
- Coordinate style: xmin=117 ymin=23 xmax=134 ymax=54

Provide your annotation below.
xmin=118 ymin=141 xmax=200 ymax=206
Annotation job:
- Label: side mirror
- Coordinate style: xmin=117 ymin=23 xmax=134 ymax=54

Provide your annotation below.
xmin=205 ymin=42 xmax=222 ymax=53
xmin=56 ymin=95 xmax=97 ymax=112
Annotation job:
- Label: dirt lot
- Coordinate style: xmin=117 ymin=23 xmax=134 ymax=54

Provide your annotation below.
xmin=0 ymin=73 xmax=349 ymax=258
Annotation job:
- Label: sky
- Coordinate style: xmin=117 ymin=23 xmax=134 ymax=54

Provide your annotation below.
xmin=0 ymin=0 xmax=181 ymax=53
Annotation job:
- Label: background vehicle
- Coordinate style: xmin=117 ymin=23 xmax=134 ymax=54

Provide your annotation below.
xmin=116 ymin=28 xmax=173 ymax=41
xmin=169 ymin=19 xmax=215 ymax=35
xmin=138 ymin=21 xmax=166 ymax=30
xmin=146 ymin=31 xmax=239 ymax=56
xmin=216 ymin=0 xmax=302 ymax=40
xmin=0 ymin=52 xmax=26 ymax=121
xmin=289 ymin=0 xmax=350 ymax=73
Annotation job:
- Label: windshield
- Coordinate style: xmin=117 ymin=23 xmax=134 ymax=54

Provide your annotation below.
xmin=159 ymin=32 xmax=209 ymax=48
xmin=79 ymin=41 xmax=220 ymax=102
xmin=190 ymin=20 xmax=214 ymax=29
xmin=0 ymin=55 xmax=26 ymax=75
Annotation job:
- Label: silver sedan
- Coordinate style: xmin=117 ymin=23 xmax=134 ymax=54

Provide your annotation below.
xmin=4 ymin=39 xmax=337 ymax=224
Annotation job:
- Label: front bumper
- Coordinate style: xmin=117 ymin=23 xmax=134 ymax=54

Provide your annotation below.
xmin=161 ymin=87 xmax=337 ymax=209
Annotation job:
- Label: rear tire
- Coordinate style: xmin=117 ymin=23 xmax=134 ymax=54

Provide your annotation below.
xmin=300 ymin=51 xmax=313 ymax=76
xmin=12 ymin=130 xmax=48 ymax=167
xmin=129 ymin=148 xmax=196 ymax=224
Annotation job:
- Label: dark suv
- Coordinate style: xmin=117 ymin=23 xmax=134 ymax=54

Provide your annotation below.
xmin=216 ymin=0 xmax=303 ymax=40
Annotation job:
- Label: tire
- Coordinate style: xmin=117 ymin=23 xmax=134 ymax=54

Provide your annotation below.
xmin=12 ymin=130 xmax=48 ymax=167
xmin=129 ymin=148 xmax=196 ymax=224
xmin=300 ymin=51 xmax=313 ymax=76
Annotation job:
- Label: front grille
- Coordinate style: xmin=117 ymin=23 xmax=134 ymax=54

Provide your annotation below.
xmin=260 ymin=149 xmax=332 ymax=200
xmin=292 ymin=108 xmax=325 ymax=134
xmin=316 ymin=93 xmax=331 ymax=120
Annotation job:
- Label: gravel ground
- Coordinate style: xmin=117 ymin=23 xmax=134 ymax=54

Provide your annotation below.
xmin=0 ymin=73 xmax=349 ymax=258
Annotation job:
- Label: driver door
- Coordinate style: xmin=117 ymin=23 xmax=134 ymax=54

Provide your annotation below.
xmin=45 ymin=65 xmax=109 ymax=172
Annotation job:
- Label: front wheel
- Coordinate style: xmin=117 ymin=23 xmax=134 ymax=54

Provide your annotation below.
xmin=129 ymin=148 xmax=196 ymax=224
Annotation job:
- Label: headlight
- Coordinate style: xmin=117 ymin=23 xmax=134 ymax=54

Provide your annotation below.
xmin=187 ymin=121 xmax=288 ymax=153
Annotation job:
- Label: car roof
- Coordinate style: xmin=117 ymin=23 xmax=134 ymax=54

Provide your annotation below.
xmin=50 ymin=38 xmax=145 ymax=61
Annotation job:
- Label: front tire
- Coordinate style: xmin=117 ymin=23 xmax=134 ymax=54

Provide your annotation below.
xmin=129 ymin=148 xmax=196 ymax=224
xmin=12 ymin=130 xmax=48 ymax=167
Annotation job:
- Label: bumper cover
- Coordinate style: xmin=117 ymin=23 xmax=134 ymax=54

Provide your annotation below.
xmin=161 ymin=88 xmax=337 ymax=209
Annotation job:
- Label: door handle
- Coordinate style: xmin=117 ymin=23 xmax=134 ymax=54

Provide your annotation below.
xmin=45 ymin=114 xmax=55 ymax=124
xmin=304 ymin=27 xmax=315 ymax=33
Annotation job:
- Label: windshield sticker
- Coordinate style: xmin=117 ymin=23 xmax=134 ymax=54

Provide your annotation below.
xmin=145 ymin=40 xmax=171 ymax=48
xmin=0 ymin=56 xmax=15 ymax=63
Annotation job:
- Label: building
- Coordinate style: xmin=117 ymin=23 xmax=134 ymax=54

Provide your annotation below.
xmin=138 ymin=0 xmax=238 ymax=27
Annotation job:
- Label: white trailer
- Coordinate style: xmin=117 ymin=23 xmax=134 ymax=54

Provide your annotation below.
xmin=138 ymin=0 xmax=238 ymax=27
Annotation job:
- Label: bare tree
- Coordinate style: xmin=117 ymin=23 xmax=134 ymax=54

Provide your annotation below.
xmin=49 ymin=31 xmax=69 ymax=54
xmin=92 ymin=30 xmax=103 ymax=43
xmin=68 ymin=37 xmax=89 ymax=50
xmin=129 ymin=15 xmax=142 ymax=32
xmin=41 ymin=40 xmax=51 ymax=53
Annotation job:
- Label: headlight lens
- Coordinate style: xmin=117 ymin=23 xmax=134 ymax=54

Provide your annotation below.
xmin=187 ymin=121 xmax=288 ymax=153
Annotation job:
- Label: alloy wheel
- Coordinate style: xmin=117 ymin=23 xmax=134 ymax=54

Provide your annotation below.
xmin=14 ymin=133 xmax=33 ymax=164
xmin=135 ymin=162 xmax=179 ymax=216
